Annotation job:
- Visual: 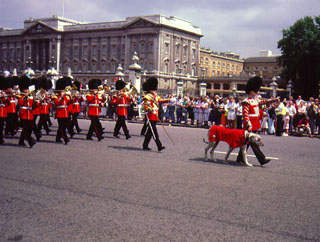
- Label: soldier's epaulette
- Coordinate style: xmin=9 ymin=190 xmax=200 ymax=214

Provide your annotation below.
xmin=143 ymin=93 xmax=153 ymax=101
xmin=241 ymin=99 xmax=249 ymax=105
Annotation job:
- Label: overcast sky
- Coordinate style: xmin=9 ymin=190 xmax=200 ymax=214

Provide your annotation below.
xmin=0 ymin=0 xmax=319 ymax=58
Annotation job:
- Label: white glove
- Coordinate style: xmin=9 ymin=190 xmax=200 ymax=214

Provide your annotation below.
xmin=152 ymin=108 xmax=157 ymax=114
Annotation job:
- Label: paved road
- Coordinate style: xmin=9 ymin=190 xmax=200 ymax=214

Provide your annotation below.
xmin=1 ymin=119 xmax=319 ymax=241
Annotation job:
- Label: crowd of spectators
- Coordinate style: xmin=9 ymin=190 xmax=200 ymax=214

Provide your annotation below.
xmin=77 ymin=94 xmax=320 ymax=138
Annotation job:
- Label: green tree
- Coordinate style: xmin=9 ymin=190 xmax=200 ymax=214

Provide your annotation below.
xmin=278 ymin=16 xmax=320 ymax=98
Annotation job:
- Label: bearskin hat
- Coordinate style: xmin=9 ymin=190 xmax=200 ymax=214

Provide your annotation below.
xmin=88 ymin=79 xmax=102 ymax=90
xmin=0 ymin=75 xmax=8 ymax=90
xmin=142 ymin=81 xmax=148 ymax=92
xmin=245 ymin=76 xmax=263 ymax=94
xmin=39 ymin=76 xmax=52 ymax=90
xmin=63 ymin=76 xmax=72 ymax=88
xmin=144 ymin=77 xmax=158 ymax=91
xmin=56 ymin=77 xmax=67 ymax=91
xmin=31 ymin=78 xmax=40 ymax=91
xmin=73 ymin=80 xmax=81 ymax=91
xmin=115 ymin=79 xmax=126 ymax=90
xmin=19 ymin=75 xmax=32 ymax=91
xmin=7 ymin=76 xmax=19 ymax=89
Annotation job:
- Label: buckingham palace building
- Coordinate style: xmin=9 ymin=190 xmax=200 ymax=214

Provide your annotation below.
xmin=0 ymin=14 xmax=202 ymax=94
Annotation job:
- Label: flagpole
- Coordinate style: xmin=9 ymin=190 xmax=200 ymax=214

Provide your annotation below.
xmin=62 ymin=0 xmax=65 ymax=17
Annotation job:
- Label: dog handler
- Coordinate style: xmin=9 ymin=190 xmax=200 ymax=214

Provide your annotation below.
xmin=237 ymin=76 xmax=279 ymax=166
xmin=142 ymin=77 xmax=169 ymax=151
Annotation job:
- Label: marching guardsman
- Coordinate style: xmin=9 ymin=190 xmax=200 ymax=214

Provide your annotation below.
xmin=112 ymin=80 xmax=132 ymax=139
xmin=31 ymin=78 xmax=41 ymax=141
xmin=53 ymin=77 xmax=71 ymax=145
xmin=142 ymin=77 xmax=169 ymax=151
xmin=17 ymin=76 xmax=36 ymax=148
xmin=37 ymin=76 xmax=52 ymax=135
xmin=0 ymin=75 xmax=9 ymax=145
xmin=86 ymin=79 xmax=104 ymax=141
xmin=5 ymin=76 xmax=19 ymax=136
xmin=71 ymin=80 xmax=82 ymax=134
xmin=237 ymin=76 xmax=279 ymax=165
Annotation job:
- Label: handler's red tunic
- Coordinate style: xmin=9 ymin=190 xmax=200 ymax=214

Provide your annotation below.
xmin=208 ymin=125 xmax=246 ymax=148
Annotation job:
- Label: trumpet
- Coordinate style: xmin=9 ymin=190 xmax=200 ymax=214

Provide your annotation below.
xmin=123 ymin=85 xmax=139 ymax=97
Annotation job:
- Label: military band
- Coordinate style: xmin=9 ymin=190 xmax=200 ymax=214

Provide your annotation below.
xmin=0 ymin=73 xmax=276 ymax=167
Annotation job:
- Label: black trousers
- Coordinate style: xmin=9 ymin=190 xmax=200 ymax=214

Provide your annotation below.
xmin=5 ymin=113 xmax=17 ymax=135
xmin=0 ymin=117 xmax=5 ymax=142
xmin=72 ymin=112 xmax=81 ymax=133
xmin=276 ymin=114 xmax=283 ymax=136
xmin=56 ymin=118 xmax=69 ymax=143
xmin=19 ymin=119 xmax=34 ymax=146
xmin=140 ymin=116 xmax=147 ymax=135
xmin=37 ymin=114 xmax=50 ymax=134
xmin=143 ymin=120 xmax=162 ymax=150
xmin=87 ymin=116 xmax=103 ymax=140
xmin=114 ymin=116 xmax=129 ymax=138
xmin=236 ymin=142 xmax=267 ymax=165
xmin=67 ymin=114 xmax=74 ymax=137
xmin=32 ymin=115 xmax=41 ymax=140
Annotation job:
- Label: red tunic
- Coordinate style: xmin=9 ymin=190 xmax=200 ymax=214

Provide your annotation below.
xmin=143 ymin=93 xmax=169 ymax=121
xmin=209 ymin=125 xmax=247 ymax=148
xmin=87 ymin=94 xmax=101 ymax=116
xmin=40 ymin=98 xmax=50 ymax=115
xmin=72 ymin=97 xmax=81 ymax=113
xmin=18 ymin=96 xmax=34 ymax=120
xmin=54 ymin=95 xmax=70 ymax=118
xmin=32 ymin=100 xmax=41 ymax=116
xmin=112 ymin=93 xmax=131 ymax=116
xmin=7 ymin=96 xmax=16 ymax=113
xmin=0 ymin=97 xmax=8 ymax=118
xmin=242 ymin=97 xmax=271 ymax=131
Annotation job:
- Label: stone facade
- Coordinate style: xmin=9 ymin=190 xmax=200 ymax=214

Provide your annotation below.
xmin=0 ymin=14 xmax=202 ymax=94
xmin=199 ymin=48 xmax=244 ymax=78
xmin=243 ymin=55 xmax=282 ymax=79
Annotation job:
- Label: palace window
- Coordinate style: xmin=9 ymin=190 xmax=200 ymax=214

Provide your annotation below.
xmin=165 ymin=43 xmax=169 ymax=55
xmin=83 ymin=46 xmax=88 ymax=57
xmin=73 ymin=46 xmax=79 ymax=57
xmin=102 ymin=45 xmax=107 ymax=56
xmin=92 ymin=45 xmax=97 ymax=56
xmin=214 ymin=83 xmax=220 ymax=89
xmin=192 ymin=49 xmax=196 ymax=59
xmin=183 ymin=45 xmax=188 ymax=57
xmin=176 ymin=44 xmax=180 ymax=57
xmin=164 ymin=62 xmax=169 ymax=73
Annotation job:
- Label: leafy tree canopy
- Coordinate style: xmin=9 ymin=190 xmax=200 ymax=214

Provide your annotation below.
xmin=278 ymin=16 xmax=320 ymax=99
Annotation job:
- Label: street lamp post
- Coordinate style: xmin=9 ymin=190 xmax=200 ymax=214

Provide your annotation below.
xmin=287 ymin=79 xmax=293 ymax=97
xmin=270 ymin=77 xmax=278 ymax=98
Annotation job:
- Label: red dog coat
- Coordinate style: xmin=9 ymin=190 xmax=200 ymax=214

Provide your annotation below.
xmin=209 ymin=126 xmax=247 ymax=148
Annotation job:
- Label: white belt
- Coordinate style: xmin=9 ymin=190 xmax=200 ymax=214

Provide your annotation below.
xmin=73 ymin=103 xmax=80 ymax=105
xmin=20 ymin=106 xmax=32 ymax=110
xmin=248 ymin=114 xmax=259 ymax=117
xmin=57 ymin=105 xmax=67 ymax=108
xmin=41 ymin=103 xmax=49 ymax=106
xmin=0 ymin=104 xmax=5 ymax=107
xmin=10 ymin=100 xmax=16 ymax=103
xmin=89 ymin=104 xmax=99 ymax=107
xmin=117 ymin=104 xmax=128 ymax=107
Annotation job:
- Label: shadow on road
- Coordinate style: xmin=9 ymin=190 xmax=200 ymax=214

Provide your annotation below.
xmin=189 ymin=157 xmax=247 ymax=167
